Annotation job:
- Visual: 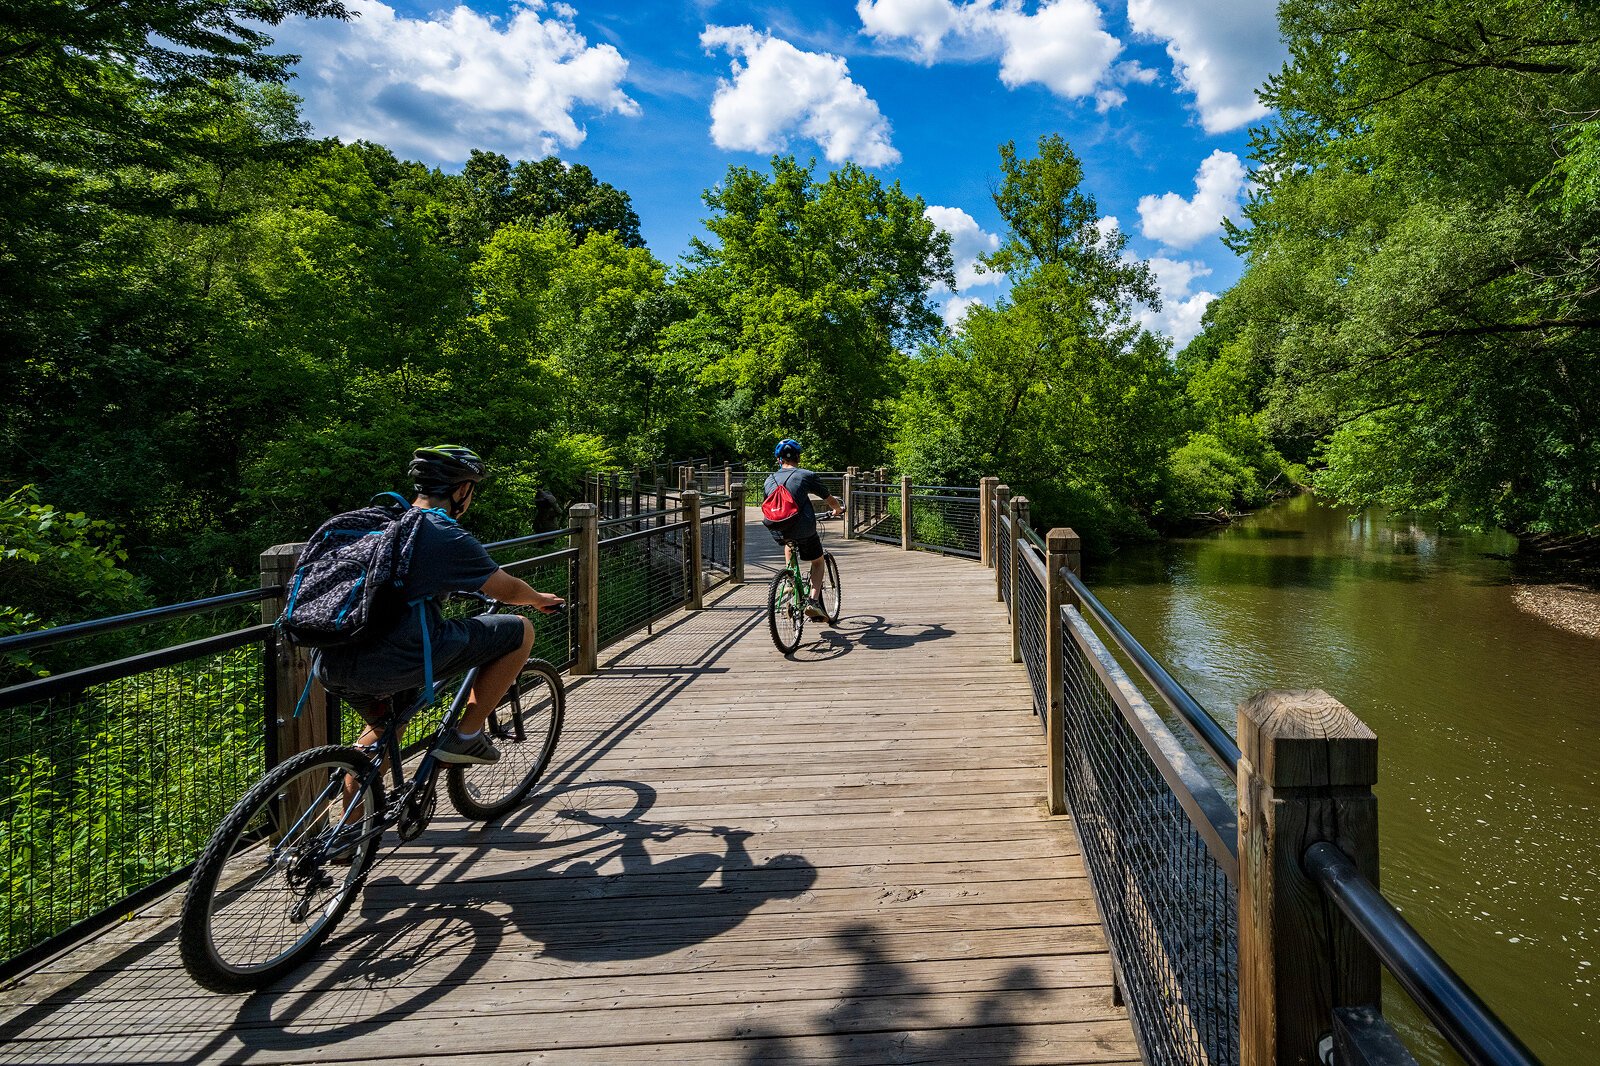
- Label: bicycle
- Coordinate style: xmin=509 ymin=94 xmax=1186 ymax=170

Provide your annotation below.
xmin=767 ymin=514 xmax=842 ymax=653
xmin=178 ymin=595 xmax=565 ymax=993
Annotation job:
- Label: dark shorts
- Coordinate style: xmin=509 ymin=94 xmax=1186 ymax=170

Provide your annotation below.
xmin=316 ymin=613 xmax=528 ymax=724
xmin=769 ymin=528 xmax=823 ymax=561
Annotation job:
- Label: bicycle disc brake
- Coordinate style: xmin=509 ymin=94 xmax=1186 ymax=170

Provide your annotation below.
xmin=397 ymin=782 xmax=437 ymax=841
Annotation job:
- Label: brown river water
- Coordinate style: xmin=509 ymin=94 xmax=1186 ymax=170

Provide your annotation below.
xmin=1085 ymin=493 xmax=1599 ymax=1065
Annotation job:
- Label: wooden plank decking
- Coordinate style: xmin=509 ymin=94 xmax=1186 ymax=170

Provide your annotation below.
xmin=0 ymin=515 xmax=1138 ymax=1065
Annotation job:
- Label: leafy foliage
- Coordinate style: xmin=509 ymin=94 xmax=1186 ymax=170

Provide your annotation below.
xmin=677 ymin=156 xmax=953 ymax=467
xmin=893 ymin=136 xmax=1185 ymax=549
xmin=1204 ymin=0 xmax=1600 ymax=539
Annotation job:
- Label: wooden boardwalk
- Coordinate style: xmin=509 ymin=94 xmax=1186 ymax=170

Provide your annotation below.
xmin=0 ymin=516 xmax=1137 ymax=1065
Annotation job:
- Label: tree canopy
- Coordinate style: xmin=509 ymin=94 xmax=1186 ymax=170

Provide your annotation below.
xmin=1200 ymin=0 xmax=1600 ymax=543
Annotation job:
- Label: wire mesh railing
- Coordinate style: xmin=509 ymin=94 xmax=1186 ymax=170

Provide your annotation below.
xmin=0 ymin=598 xmax=276 ymax=976
xmin=1016 ymin=549 xmax=1049 ymax=730
xmin=596 ymin=518 xmax=691 ymax=650
xmin=998 ymin=510 xmax=1013 ymax=609
xmin=851 ymin=482 xmax=901 ymax=545
xmin=1058 ymin=600 xmax=1240 ymax=1066
xmin=699 ymin=506 xmax=737 ymax=593
xmin=910 ymin=486 xmax=982 ymax=557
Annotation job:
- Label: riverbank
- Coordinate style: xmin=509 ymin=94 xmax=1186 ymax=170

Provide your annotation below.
xmin=1511 ymin=582 xmax=1600 ymax=640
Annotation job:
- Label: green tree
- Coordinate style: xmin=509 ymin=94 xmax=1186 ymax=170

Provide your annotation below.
xmin=895 ymin=136 xmax=1183 ymax=547
xmin=1217 ymin=0 xmax=1600 ymax=543
xmin=448 ymin=150 xmax=643 ymax=249
xmin=676 ymin=156 xmax=953 ymax=465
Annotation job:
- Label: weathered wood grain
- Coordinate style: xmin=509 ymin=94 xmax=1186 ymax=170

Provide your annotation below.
xmin=0 ymin=512 xmax=1134 ymax=1065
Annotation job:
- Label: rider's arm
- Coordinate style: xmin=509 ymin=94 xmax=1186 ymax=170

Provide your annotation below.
xmin=479 ymin=568 xmax=564 ymax=612
xmin=822 ymin=493 xmax=842 ymax=516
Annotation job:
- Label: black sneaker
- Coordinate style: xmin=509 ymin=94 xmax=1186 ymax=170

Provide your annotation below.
xmin=436 ymin=731 xmax=501 ymax=764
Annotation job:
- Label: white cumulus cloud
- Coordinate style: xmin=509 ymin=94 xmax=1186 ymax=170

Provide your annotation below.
xmin=701 ymin=25 xmax=899 ymax=166
xmin=1137 ymin=150 xmax=1246 ymax=249
xmin=858 ymin=0 xmax=1127 ymax=106
xmin=1126 ymin=0 xmax=1285 ymax=133
xmin=273 ymin=0 xmax=638 ymax=163
xmin=1138 ymin=255 xmax=1214 ymax=347
xmin=941 ymin=293 xmax=987 ymax=330
xmin=925 ymin=205 xmax=1000 ymax=291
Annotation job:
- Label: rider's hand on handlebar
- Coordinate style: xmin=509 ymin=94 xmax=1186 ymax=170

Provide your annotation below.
xmin=533 ymin=592 xmax=566 ymax=615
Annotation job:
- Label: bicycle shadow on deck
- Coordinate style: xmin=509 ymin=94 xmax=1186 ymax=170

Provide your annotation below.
xmin=789 ymin=613 xmax=955 ymax=662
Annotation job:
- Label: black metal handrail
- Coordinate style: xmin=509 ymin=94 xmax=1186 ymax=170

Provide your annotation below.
xmin=1304 ymin=843 xmax=1544 ymax=1066
xmin=1059 ymin=567 xmax=1242 ymax=776
xmin=0 ymin=626 xmax=272 ymax=710
xmin=0 ymin=587 xmax=279 ymax=656
xmin=483 ymin=527 xmax=572 ymax=552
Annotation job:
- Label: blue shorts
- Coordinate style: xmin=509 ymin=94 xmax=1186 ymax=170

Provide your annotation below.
xmin=316 ymin=613 xmax=528 ymax=722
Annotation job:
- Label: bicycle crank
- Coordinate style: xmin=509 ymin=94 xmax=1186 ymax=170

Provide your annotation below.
xmin=397 ymin=782 xmax=437 ymax=841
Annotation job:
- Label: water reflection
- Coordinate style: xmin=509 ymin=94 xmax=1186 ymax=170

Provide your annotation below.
xmin=1089 ymin=493 xmax=1599 ymax=1066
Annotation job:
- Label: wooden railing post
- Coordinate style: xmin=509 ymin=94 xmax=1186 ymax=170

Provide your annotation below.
xmin=901 ymin=475 xmax=913 ymax=550
xmin=994 ymin=485 xmax=1011 ymax=602
xmin=261 ymin=543 xmax=326 ymax=764
xmin=571 ymin=504 xmax=599 ymax=675
xmin=1008 ymin=496 xmax=1029 ymax=663
xmin=655 ymin=477 xmax=666 ymax=520
xmin=1044 ymin=529 xmax=1078 ymax=815
xmin=842 ymin=472 xmax=855 ymax=539
xmin=683 ymin=489 xmax=703 ymax=610
xmin=730 ymin=482 xmax=746 ymax=584
xmin=979 ymin=477 xmax=998 ymax=567
xmin=1238 ymin=690 xmax=1380 ymax=1066
xmin=723 ymin=462 xmax=732 ymax=496
xmin=631 ymin=471 xmax=641 ymax=520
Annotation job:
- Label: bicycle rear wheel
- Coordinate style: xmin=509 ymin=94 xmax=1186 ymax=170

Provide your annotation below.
xmin=768 ymin=569 xmax=805 ymax=653
xmin=180 ymin=746 xmax=381 ymax=993
xmin=447 ymin=658 xmax=564 ymax=821
xmin=819 ymin=552 xmax=842 ymax=624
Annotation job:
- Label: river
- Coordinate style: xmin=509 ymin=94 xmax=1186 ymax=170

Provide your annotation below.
xmin=1086 ymin=492 xmax=1599 ymax=1065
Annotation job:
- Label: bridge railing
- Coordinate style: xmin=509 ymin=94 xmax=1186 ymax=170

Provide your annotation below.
xmin=0 ymin=494 xmax=744 ymax=980
xmin=986 ymin=484 xmax=1542 ymax=1066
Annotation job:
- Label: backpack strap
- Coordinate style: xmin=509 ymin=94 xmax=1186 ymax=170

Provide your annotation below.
xmin=413 ymin=597 xmax=435 ymax=708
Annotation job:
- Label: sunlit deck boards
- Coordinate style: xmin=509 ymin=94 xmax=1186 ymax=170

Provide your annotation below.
xmin=0 ymin=515 xmax=1138 ymax=1065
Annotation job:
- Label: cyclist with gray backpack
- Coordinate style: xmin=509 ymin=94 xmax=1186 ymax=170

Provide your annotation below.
xmin=304 ymin=445 xmax=564 ymax=765
xmin=761 ymin=438 xmax=842 ymax=620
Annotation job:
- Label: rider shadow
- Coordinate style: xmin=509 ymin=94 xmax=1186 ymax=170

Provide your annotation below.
xmin=794 ymin=614 xmax=955 ymax=662
xmin=497 ymin=780 xmax=819 ymax=962
xmin=731 ymin=921 xmax=1050 ymax=1064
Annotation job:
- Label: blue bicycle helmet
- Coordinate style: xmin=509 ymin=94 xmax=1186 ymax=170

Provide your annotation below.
xmin=774 ymin=438 xmax=802 ymax=462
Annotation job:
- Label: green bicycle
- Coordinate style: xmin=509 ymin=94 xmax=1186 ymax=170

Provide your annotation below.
xmin=767 ymin=517 xmax=843 ymax=653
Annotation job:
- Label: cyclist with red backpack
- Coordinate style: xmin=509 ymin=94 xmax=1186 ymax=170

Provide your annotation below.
xmin=761 ymin=439 xmax=842 ymax=620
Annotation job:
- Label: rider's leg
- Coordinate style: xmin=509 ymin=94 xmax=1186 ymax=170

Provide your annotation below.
xmin=457 ymin=615 xmax=536 ymax=736
xmin=809 ymin=556 xmax=826 ymax=599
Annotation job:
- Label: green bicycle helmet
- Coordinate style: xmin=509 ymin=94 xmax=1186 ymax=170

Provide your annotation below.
xmin=409 ymin=444 xmax=486 ymax=495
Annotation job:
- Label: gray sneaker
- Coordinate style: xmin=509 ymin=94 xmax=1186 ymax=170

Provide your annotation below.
xmin=436 ymin=730 xmax=501 ymax=765
xmin=805 ymin=597 xmax=827 ymax=621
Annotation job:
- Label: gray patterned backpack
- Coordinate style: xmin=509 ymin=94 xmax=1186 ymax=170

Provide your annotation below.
xmin=276 ymin=493 xmax=431 ymax=648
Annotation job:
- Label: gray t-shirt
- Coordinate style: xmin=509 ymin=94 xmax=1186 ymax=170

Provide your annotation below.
xmin=763 ymin=467 xmax=831 ymax=538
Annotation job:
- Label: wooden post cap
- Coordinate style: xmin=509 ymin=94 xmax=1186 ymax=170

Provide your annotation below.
xmin=1239 ymin=689 xmax=1377 ymax=789
xmin=1046 ymin=528 xmax=1080 ymax=553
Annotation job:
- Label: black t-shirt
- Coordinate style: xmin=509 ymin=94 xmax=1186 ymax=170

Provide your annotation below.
xmin=764 ymin=467 xmax=831 ymax=538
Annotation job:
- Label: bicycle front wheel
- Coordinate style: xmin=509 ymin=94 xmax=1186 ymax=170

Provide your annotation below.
xmin=447 ymin=658 xmax=564 ymax=821
xmin=180 ymin=746 xmax=382 ymax=993
xmin=819 ymin=553 xmax=843 ymax=624
xmin=768 ymin=570 xmax=805 ymax=653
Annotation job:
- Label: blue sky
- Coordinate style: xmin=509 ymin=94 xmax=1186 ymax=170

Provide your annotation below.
xmin=272 ymin=0 xmax=1288 ymax=346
